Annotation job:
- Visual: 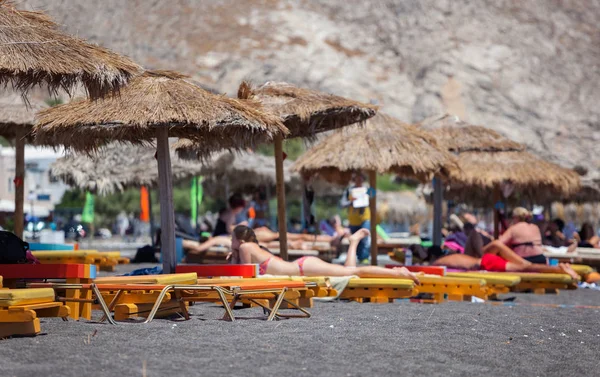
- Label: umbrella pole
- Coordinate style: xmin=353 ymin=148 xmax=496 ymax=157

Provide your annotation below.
xmin=14 ymin=130 xmax=25 ymax=238
xmin=368 ymin=171 xmax=378 ymax=266
xmin=274 ymin=135 xmax=288 ymax=261
xmin=156 ymin=128 xmax=176 ymax=273
xmin=432 ymin=176 xmax=443 ymax=247
xmin=493 ymin=187 xmax=500 ymax=239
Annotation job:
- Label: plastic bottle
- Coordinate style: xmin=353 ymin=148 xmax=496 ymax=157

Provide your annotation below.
xmin=404 ymin=249 xmax=413 ymax=266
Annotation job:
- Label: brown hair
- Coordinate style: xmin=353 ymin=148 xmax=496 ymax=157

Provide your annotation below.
xmin=580 ymin=222 xmax=595 ymax=242
xmin=233 ymin=225 xmax=258 ymax=244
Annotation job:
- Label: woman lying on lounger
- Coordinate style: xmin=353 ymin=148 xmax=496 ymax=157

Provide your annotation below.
xmin=183 ymin=225 xmax=347 ymax=255
xmin=431 ymin=240 xmax=580 ymax=280
xmin=228 ymin=225 xmax=420 ymax=283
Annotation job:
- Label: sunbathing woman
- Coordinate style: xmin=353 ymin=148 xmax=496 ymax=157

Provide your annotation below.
xmin=497 ymin=207 xmax=548 ymax=264
xmin=183 ymin=223 xmax=347 ymax=254
xmin=432 ymin=240 xmax=580 ymax=280
xmin=228 ymin=225 xmax=420 ymax=283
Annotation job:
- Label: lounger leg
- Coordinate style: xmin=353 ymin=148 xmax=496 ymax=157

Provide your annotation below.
xmin=174 ymin=290 xmax=189 ymax=320
xmin=144 ymin=286 xmax=172 ymax=324
xmin=92 ymin=285 xmax=117 ymax=325
xmin=216 ymin=288 xmax=235 ymax=322
xmin=278 ymin=299 xmax=311 ymax=319
xmin=267 ymin=288 xmax=287 ymax=321
xmin=99 ymin=290 xmax=124 ymax=323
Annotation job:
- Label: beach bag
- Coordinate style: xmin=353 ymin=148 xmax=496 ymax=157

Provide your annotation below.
xmin=0 ymin=231 xmax=29 ymax=264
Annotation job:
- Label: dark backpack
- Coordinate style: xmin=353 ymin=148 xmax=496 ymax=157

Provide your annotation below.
xmin=0 ymin=231 xmax=29 ymax=264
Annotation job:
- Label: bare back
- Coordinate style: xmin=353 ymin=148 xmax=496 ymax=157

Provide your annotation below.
xmin=499 ymin=222 xmax=544 ymax=257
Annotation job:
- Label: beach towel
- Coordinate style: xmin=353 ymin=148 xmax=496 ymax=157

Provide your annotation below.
xmin=313 ymin=276 xmax=355 ymax=301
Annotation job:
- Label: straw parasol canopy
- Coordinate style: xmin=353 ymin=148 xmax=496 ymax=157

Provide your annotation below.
xmin=176 ymin=142 xmax=296 ymax=187
xmin=293 ymin=113 xmax=456 ymax=184
xmin=50 ymin=142 xmax=213 ymax=195
xmin=377 ymin=191 xmax=428 ymax=224
xmin=237 ymin=81 xmax=378 ymax=138
xmin=420 ymin=114 xmax=581 ymax=199
xmin=34 ymin=70 xmax=287 ymax=274
xmin=0 ymin=1 xmax=142 ymax=98
xmin=34 ymin=70 xmax=288 ymax=152
xmin=0 ymin=90 xmax=46 ymax=139
xmin=445 ymin=151 xmax=581 ymax=200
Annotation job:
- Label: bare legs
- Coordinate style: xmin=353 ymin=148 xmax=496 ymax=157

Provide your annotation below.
xmin=299 ymin=229 xmax=420 ymax=284
xmin=182 ymin=236 xmax=231 ymax=255
xmin=432 ymin=254 xmax=481 ymax=270
xmin=482 ymin=241 xmax=579 ymax=280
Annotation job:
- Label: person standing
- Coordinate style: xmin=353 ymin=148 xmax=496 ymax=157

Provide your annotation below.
xmin=340 ymin=172 xmax=371 ymax=264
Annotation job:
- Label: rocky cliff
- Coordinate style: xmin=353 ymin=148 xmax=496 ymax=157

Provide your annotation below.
xmin=20 ymin=0 xmax=600 ymax=177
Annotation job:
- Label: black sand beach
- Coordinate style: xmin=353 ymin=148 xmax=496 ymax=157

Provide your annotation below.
xmin=1 ymin=265 xmax=599 ymax=377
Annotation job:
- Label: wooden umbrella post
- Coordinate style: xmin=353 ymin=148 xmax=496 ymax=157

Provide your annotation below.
xmin=156 ymin=128 xmax=176 ymax=273
xmin=368 ymin=171 xmax=378 ymax=266
xmin=274 ymin=135 xmax=288 ymax=261
xmin=493 ymin=187 xmax=501 ymax=239
xmin=432 ymin=176 xmax=443 ymax=247
xmin=14 ymin=129 xmax=25 ymax=238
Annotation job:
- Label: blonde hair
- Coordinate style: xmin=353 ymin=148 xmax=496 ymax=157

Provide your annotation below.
xmin=512 ymin=207 xmax=531 ymax=222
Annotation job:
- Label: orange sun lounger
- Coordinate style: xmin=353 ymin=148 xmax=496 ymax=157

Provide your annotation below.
xmin=91 ymin=280 xmax=312 ymax=323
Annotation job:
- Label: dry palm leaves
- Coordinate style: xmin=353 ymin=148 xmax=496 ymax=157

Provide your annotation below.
xmin=0 ymin=0 xmax=141 ymax=98
xmin=293 ymin=113 xmax=457 ymax=184
xmin=50 ymin=142 xmax=214 ymax=195
xmin=34 ymin=70 xmax=288 ymax=153
xmin=238 ymin=81 xmax=377 ymax=138
xmin=0 ymin=90 xmax=46 ymax=139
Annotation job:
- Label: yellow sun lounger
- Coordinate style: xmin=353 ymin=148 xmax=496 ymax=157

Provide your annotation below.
xmin=415 ymin=276 xmax=488 ymax=303
xmin=445 ymin=272 xmax=521 ymax=296
xmin=0 ymin=288 xmax=70 ymax=338
xmin=508 ymin=273 xmax=577 ymax=293
xmin=32 ymin=250 xmax=130 ymax=272
xmin=338 ymin=278 xmax=416 ymax=303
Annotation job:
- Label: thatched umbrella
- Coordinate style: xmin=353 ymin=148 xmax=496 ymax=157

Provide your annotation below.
xmin=34 ymin=70 xmax=287 ymax=273
xmin=293 ymin=113 xmax=456 ymax=263
xmin=50 ymin=142 xmax=212 ymax=195
xmin=238 ymin=81 xmax=378 ymax=259
xmin=177 ymin=142 xmax=296 ymax=186
xmin=0 ymin=1 xmax=141 ymax=98
xmin=420 ymin=114 xmax=581 ymax=237
xmin=0 ymin=91 xmax=47 ymax=237
xmin=377 ymin=191 xmax=428 ymax=224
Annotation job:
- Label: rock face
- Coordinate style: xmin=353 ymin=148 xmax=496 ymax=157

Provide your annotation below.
xmin=21 ymin=0 xmax=600 ymax=173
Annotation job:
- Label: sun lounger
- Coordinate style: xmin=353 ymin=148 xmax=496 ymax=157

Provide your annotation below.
xmin=92 ymin=273 xmax=198 ymax=320
xmin=0 ymin=264 xmax=96 ymax=320
xmin=337 ymin=278 xmax=417 ymax=303
xmin=508 ymin=273 xmax=577 ymax=293
xmin=92 ymin=280 xmax=312 ymax=322
xmin=415 ymin=276 xmax=488 ymax=303
xmin=0 ymin=288 xmax=70 ymax=338
xmin=32 ymin=250 xmax=130 ymax=272
xmin=445 ymin=272 xmax=522 ymax=296
xmin=195 ymin=276 xmax=333 ymax=308
xmin=176 ymin=264 xmax=258 ymax=278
